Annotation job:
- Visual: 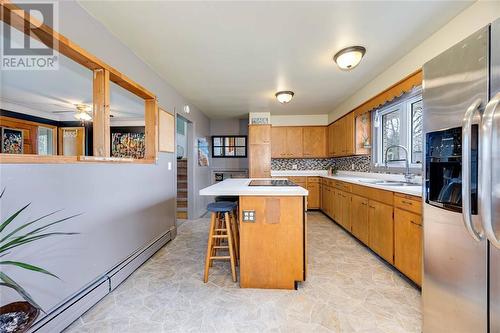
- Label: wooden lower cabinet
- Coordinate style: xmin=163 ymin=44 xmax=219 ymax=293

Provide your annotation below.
xmin=340 ymin=191 xmax=351 ymax=231
xmin=350 ymin=194 xmax=369 ymax=245
xmin=394 ymin=208 xmax=422 ymax=285
xmin=320 ymin=178 xmax=422 ymax=285
xmin=307 ymin=182 xmax=320 ymax=209
xmin=368 ymin=200 xmax=394 ymax=264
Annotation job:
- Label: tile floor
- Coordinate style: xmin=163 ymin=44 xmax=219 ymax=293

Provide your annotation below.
xmin=65 ymin=212 xmax=421 ymax=332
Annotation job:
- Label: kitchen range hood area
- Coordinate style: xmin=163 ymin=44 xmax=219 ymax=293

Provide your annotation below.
xmin=0 ymin=1 xmax=499 ymax=333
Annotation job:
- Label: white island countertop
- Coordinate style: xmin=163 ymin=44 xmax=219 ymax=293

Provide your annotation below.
xmin=199 ymin=178 xmax=308 ymax=196
xmin=271 ymin=170 xmax=423 ymax=197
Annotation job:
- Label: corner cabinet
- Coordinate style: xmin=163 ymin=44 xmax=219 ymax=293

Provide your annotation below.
xmin=248 ymin=125 xmax=271 ymax=177
xmin=328 ymin=113 xmax=355 ymax=157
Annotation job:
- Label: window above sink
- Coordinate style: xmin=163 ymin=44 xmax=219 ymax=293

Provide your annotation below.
xmin=372 ymin=87 xmax=423 ymax=172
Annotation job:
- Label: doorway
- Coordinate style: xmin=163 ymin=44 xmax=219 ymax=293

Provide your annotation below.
xmin=176 ymin=115 xmax=190 ymax=221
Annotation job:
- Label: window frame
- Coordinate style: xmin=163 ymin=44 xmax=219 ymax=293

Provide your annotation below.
xmin=372 ymin=87 xmax=423 ymax=173
xmin=211 ymin=135 xmax=247 ymax=158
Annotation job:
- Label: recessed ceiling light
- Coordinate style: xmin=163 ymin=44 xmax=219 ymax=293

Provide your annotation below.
xmin=275 ymin=91 xmax=294 ymax=104
xmin=333 ymin=46 xmax=366 ymax=71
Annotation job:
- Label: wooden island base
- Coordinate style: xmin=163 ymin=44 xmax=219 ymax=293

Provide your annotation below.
xmin=238 ymin=196 xmax=306 ymax=290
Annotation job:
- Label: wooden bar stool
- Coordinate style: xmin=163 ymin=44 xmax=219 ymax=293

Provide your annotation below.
xmin=204 ymin=201 xmax=238 ymax=283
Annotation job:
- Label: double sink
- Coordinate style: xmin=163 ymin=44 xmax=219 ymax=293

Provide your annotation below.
xmin=358 ymin=179 xmax=421 ymax=187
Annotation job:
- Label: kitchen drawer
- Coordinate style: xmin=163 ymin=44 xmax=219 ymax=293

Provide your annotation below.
xmin=394 ymin=193 xmax=422 ymax=215
xmin=287 ymin=176 xmax=307 ymax=184
xmin=321 ymin=178 xmax=329 ymax=185
xmin=307 ymin=176 xmax=321 ymax=183
xmin=351 ymin=183 xmax=393 ymax=205
xmin=333 ymin=180 xmax=351 ymax=192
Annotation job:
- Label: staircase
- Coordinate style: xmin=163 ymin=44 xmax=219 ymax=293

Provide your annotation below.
xmin=177 ymin=159 xmax=188 ymax=219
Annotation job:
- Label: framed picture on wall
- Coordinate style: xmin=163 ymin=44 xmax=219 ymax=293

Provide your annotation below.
xmin=1 ymin=127 xmax=23 ymax=154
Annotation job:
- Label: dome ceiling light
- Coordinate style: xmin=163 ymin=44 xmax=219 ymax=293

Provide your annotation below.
xmin=275 ymin=91 xmax=294 ymax=104
xmin=333 ymin=46 xmax=366 ymax=71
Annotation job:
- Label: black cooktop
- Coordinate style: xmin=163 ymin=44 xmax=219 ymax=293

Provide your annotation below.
xmin=248 ymin=179 xmax=298 ymax=186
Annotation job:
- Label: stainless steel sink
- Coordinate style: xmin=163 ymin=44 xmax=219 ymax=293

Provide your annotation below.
xmin=359 ymin=179 xmax=420 ymax=187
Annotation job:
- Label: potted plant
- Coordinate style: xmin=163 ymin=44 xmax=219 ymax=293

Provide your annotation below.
xmin=0 ymin=189 xmax=78 ymax=333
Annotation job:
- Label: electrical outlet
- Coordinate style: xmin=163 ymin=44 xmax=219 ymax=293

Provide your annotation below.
xmin=242 ymin=210 xmax=256 ymax=222
xmin=292 ymin=164 xmax=298 ymax=170
xmin=351 ymin=163 xmax=355 ymax=170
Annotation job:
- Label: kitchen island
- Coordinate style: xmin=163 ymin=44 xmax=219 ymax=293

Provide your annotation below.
xmin=200 ymin=179 xmax=308 ymax=289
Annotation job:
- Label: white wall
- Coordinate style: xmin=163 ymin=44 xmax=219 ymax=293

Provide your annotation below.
xmin=328 ymin=0 xmax=500 ymax=122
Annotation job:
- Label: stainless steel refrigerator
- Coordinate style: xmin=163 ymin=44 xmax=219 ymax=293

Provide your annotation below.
xmin=422 ymin=18 xmax=500 ymax=332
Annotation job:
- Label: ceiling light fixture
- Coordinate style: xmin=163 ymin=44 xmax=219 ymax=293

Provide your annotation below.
xmin=74 ymin=104 xmax=92 ymax=121
xmin=333 ymin=46 xmax=366 ymax=71
xmin=275 ymin=91 xmax=294 ymax=104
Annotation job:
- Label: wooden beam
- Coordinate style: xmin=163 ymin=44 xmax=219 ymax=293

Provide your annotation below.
xmin=0 ymin=1 xmax=156 ymax=100
xmin=144 ymin=99 xmax=158 ymax=160
xmin=93 ymin=69 xmax=110 ymax=157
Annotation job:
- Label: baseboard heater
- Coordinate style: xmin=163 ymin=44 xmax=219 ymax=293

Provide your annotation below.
xmin=28 ymin=228 xmax=174 ymax=333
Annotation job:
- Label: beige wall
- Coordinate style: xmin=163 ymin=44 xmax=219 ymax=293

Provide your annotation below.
xmin=328 ymin=0 xmax=500 ymax=123
xmin=271 ymin=114 xmax=329 ymax=126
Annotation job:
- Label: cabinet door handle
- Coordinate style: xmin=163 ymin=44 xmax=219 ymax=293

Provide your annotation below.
xmin=369 ymin=205 xmax=375 ymax=209
xmin=410 ymin=220 xmax=420 ymax=226
xmin=401 ymin=200 xmax=413 ymax=205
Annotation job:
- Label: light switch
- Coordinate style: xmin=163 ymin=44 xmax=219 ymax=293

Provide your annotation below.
xmin=242 ymin=210 xmax=256 ymax=222
xmin=168 ymin=162 xmax=172 ymax=170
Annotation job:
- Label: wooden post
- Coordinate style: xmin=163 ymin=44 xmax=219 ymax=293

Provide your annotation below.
xmin=92 ymin=69 xmax=110 ymax=157
xmin=145 ymin=98 xmax=158 ymax=160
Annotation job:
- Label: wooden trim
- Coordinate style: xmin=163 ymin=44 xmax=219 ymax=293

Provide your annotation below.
xmin=0 ymin=1 xmax=155 ymax=100
xmin=144 ymin=99 xmax=158 ymax=160
xmin=352 ymin=69 xmax=422 ymax=117
xmin=0 ymin=154 xmax=78 ymax=164
xmin=92 ymin=69 xmax=111 ymax=157
xmin=0 ymin=154 xmax=155 ymax=164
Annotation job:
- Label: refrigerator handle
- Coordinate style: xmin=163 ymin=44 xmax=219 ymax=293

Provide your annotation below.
xmin=462 ymin=98 xmax=484 ymax=241
xmin=480 ymin=92 xmax=500 ymax=248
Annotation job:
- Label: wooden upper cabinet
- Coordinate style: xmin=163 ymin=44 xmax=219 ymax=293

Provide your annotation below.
xmin=286 ymin=127 xmax=303 ymax=158
xmin=271 ymin=126 xmax=303 ymax=158
xmin=249 ymin=125 xmax=271 ymax=145
xmin=303 ymin=127 xmax=327 ymax=158
xmin=271 ymin=127 xmax=287 ymax=158
xmin=343 ymin=113 xmax=355 ymax=156
xmin=326 ymin=123 xmax=335 ymax=157
xmin=327 ymin=112 xmax=356 ymax=157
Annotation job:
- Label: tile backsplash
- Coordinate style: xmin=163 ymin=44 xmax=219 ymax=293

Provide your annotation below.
xmin=271 ymin=155 xmax=371 ymax=172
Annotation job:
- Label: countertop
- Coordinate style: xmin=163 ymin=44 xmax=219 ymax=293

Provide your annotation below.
xmin=199 ymin=178 xmax=309 ymax=196
xmin=271 ymin=170 xmax=423 ymax=197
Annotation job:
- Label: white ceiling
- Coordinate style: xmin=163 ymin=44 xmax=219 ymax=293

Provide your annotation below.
xmin=79 ymin=1 xmax=472 ymax=119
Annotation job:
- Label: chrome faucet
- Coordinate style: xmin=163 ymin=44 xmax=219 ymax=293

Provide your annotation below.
xmin=384 ymin=144 xmax=415 ymax=183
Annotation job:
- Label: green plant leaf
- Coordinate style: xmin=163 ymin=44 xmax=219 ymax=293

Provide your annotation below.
xmin=0 ymin=271 xmax=43 ymax=311
xmin=15 ymin=213 xmax=82 ymax=240
xmin=0 ymin=209 xmax=63 ymax=243
xmin=0 ymin=203 xmax=31 ymax=234
xmin=0 ymin=261 xmax=59 ymax=279
xmin=0 ymin=232 xmax=78 ymax=254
